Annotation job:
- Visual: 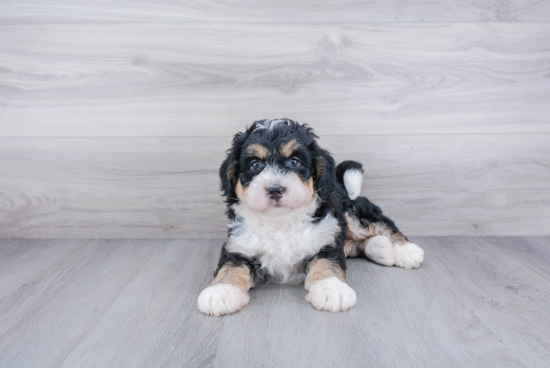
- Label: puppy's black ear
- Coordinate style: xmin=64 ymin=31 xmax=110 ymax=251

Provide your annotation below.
xmin=313 ymin=147 xmax=336 ymax=200
xmin=219 ymin=154 xmax=236 ymax=199
xmin=219 ymin=131 xmax=249 ymax=203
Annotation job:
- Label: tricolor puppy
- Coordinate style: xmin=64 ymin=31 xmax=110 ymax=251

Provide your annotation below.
xmin=198 ymin=119 xmax=424 ymax=315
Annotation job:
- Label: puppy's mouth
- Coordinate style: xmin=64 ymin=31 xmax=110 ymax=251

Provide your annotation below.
xmin=269 ymin=198 xmax=285 ymax=208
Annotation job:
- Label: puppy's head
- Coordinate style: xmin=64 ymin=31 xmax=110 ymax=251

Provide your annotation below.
xmin=220 ymin=119 xmax=335 ymax=216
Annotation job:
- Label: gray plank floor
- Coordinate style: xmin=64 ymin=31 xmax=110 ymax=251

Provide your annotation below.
xmin=1 ymin=237 xmax=549 ymax=367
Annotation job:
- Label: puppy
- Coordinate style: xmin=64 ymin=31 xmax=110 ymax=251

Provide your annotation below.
xmin=198 ymin=119 xmax=424 ymax=315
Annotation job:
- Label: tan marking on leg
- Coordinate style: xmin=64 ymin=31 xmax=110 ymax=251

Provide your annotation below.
xmin=344 ymin=239 xmax=363 ymax=257
xmin=279 ymin=139 xmax=301 ymax=158
xmin=365 ymin=222 xmax=379 ymax=237
xmin=345 ymin=212 xmax=410 ymax=258
xmin=344 ymin=213 xmax=368 ymax=257
xmin=211 ymin=264 xmax=253 ymax=292
xmin=345 ymin=213 xmax=368 ymax=241
xmin=391 ymin=232 xmax=408 ymax=246
xmin=367 ymin=222 xmax=408 ymax=246
xmin=246 ymin=143 xmax=269 ymax=159
xmin=305 ymin=258 xmax=346 ymax=290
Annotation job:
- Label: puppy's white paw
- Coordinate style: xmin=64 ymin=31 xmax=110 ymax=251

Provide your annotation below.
xmin=197 ymin=284 xmax=250 ymax=316
xmin=364 ymin=235 xmax=395 ymax=266
xmin=394 ymin=242 xmax=424 ymax=269
xmin=306 ymin=277 xmax=357 ymax=312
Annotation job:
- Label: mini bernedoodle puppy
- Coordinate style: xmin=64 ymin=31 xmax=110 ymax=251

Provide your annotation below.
xmin=198 ymin=119 xmax=424 ymax=315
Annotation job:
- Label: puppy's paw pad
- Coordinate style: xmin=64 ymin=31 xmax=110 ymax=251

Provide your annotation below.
xmin=394 ymin=243 xmax=424 ymax=269
xmin=306 ymin=277 xmax=357 ymax=312
xmin=365 ymin=235 xmax=395 ymax=266
xmin=197 ymin=284 xmax=250 ymax=316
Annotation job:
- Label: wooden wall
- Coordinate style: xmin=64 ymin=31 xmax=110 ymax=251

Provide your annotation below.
xmin=1 ymin=1 xmax=549 ymax=237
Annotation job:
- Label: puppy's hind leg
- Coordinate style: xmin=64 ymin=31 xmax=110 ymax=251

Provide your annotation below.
xmin=363 ymin=235 xmax=396 ymax=266
xmin=346 ymin=196 xmax=424 ymax=269
xmin=364 ymin=234 xmax=424 ymax=269
xmin=393 ymin=240 xmax=425 ymax=269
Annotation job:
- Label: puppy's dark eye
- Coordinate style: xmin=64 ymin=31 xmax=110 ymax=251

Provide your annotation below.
xmin=249 ymin=161 xmax=264 ymax=172
xmin=287 ymin=158 xmax=301 ymax=169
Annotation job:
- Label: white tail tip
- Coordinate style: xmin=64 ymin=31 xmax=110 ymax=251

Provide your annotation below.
xmin=343 ymin=169 xmax=363 ymax=200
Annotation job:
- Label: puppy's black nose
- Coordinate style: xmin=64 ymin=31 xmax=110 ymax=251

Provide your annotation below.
xmin=266 ymin=185 xmax=286 ymax=200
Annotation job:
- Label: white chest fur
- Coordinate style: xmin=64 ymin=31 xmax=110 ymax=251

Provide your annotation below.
xmin=226 ymin=200 xmax=341 ymax=284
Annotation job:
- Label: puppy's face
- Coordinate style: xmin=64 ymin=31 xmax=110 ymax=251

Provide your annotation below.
xmin=236 ymin=136 xmax=315 ymax=214
xmin=221 ymin=120 xmax=333 ymax=216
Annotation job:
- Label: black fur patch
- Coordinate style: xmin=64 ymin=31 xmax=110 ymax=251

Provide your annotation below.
xmin=215 ymin=244 xmax=266 ymax=284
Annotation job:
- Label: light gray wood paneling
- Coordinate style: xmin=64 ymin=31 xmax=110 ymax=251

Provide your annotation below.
xmin=1 ymin=23 xmax=549 ymax=137
xmin=1 ymin=237 xmax=549 ymax=366
xmin=1 ymin=0 xmax=550 ymax=23
xmin=0 ymin=137 xmax=226 ymax=238
xmin=1 ymin=134 xmax=548 ymax=238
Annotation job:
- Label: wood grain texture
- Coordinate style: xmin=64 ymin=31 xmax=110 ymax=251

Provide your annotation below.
xmin=1 ymin=134 xmax=548 ymax=238
xmin=1 ymin=0 xmax=550 ymax=23
xmin=0 ymin=239 xmax=160 ymax=366
xmin=213 ymin=282 xmax=372 ymax=367
xmin=347 ymin=244 xmax=526 ymax=367
xmin=1 ymin=237 xmax=549 ymax=366
xmin=62 ymin=239 xmax=224 ymax=367
xmin=1 ymin=23 xmax=549 ymax=137
xmin=481 ymin=237 xmax=550 ymax=280
xmin=421 ymin=237 xmax=550 ymax=366
xmin=0 ymin=239 xmax=91 ymax=336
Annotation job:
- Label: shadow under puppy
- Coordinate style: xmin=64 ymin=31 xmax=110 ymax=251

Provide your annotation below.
xmin=198 ymin=119 xmax=424 ymax=315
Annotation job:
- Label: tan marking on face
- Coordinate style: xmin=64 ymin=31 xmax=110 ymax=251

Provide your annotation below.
xmin=211 ymin=264 xmax=254 ymax=292
xmin=246 ymin=143 xmax=269 ymax=159
xmin=235 ymin=179 xmax=246 ymax=200
xmin=305 ymin=258 xmax=346 ymax=290
xmin=279 ymin=139 xmax=301 ymax=158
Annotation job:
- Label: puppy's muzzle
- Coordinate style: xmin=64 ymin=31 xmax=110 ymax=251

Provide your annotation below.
xmin=266 ymin=185 xmax=286 ymax=201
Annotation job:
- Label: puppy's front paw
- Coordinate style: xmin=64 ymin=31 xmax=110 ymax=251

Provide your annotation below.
xmin=197 ymin=284 xmax=250 ymax=316
xmin=394 ymin=243 xmax=424 ymax=269
xmin=306 ymin=277 xmax=357 ymax=312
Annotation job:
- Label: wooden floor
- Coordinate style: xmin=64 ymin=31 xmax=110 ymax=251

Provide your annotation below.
xmin=1 ymin=237 xmax=549 ymax=367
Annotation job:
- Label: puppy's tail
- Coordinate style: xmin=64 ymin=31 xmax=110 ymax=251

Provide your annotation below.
xmin=336 ymin=160 xmax=363 ymax=200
